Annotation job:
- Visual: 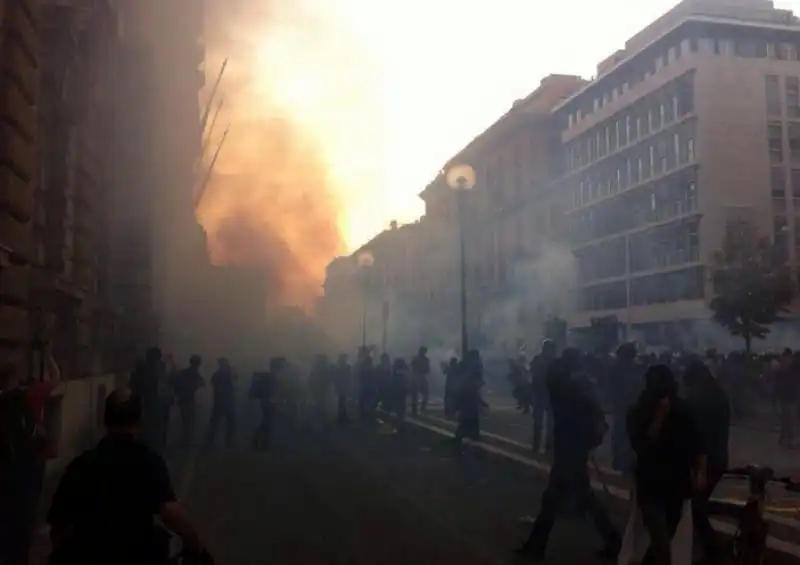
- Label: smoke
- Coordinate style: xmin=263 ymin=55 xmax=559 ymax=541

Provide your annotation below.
xmin=197 ymin=0 xmax=378 ymax=310
xmin=478 ymin=243 xmax=578 ymax=355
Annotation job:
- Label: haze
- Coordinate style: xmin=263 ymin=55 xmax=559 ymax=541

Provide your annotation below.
xmin=197 ymin=0 xmax=800 ymax=309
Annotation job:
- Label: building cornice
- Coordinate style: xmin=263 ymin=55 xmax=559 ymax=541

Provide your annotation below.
xmin=553 ymin=12 xmax=800 ymax=115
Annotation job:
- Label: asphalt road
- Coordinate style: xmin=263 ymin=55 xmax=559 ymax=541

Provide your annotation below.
xmin=30 ymin=394 xmax=800 ymax=565
xmin=169 ymin=411 xmax=800 ymax=565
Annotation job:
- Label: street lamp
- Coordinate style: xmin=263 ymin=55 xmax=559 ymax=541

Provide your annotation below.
xmin=446 ymin=164 xmax=476 ymax=357
xmin=357 ymin=250 xmax=374 ymax=351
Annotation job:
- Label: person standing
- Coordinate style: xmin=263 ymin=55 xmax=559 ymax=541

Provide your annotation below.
xmin=628 ymin=364 xmax=706 ymax=565
xmin=206 ymin=357 xmax=237 ymax=447
xmin=529 ymin=340 xmax=556 ymax=454
xmin=333 ymin=354 xmax=351 ymax=425
xmin=356 ymin=348 xmax=375 ymax=423
xmin=453 ymin=350 xmax=487 ymax=451
xmin=174 ymin=355 xmax=204 ymax=448
xmin=129 ymin=347 xmax=165 ymax=448
xmin=611 ymin=342 xmax=641 ymax=474
xmin=410 ymin=346 xmax=431 ymax=416
xmin=683 ymin=361 xmax=729 ymax=565
xmin=250 ymin=361 xmax=277 ymax=451
xmin=517 ymin=349 xmax=620 ymax=562
xmin=443 ymin=357 xmax=460 ymax=420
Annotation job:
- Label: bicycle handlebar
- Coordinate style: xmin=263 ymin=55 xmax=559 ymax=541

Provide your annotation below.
xmin=724 ymin=466 xmax=799 ymax=490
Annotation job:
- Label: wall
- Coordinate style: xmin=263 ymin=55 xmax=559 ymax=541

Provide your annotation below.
xmin=45 ymin=373 xmax=121 ymax=478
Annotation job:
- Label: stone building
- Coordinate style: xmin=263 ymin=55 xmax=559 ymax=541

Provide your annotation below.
xmin=0 ymin=0 xmax=42 ymax=386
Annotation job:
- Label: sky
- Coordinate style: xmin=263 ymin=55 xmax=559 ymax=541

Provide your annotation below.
xmin=296 ymin=0 xmax=800 ymax=250
xmin=197 ymin=0 xmax=800 ymax=308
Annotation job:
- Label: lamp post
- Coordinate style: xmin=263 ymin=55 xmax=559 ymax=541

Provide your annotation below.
xmin=445 ymin=163 xmax=476 ymax=357
xmin=357 ymin=250 xmax=374 ymax=351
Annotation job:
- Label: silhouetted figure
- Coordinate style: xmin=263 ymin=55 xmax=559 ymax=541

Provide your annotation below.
xmin=334 ymin=354 xmax=351 ymax=425
xmin=611 ymin=342 xmax=640 ymax=474
xmin=206 ymin=358 xmax=236 ymax=447
xmin=250 ymin=361 xmax=277 ymax=451
xmin=684 ymin=361 xmax=729 ymax=564
xmin=628 ymin=364 xmax=705 ymax=565
xmin=174 ymin=355 xmax=204 ymax=447
xmin=129 ymin=347 xmax=165 ymax=448
xmin=410 ymin=346 xmax=431 ymax=416
xmin=356 ymin=348 xmax=375 ymax=423
xmin=389 ymin=358 xmax=409 ymax=427
xmin=308 ymin=354 xmax=331 ymax=428
xmin=454 ymin=350 xmax=487 ymax=450
xmin=443 ymin=357 xmax=459 ymax=419
xmin=518 ymin=348 xmax=620 ymax=562
xmin=375 ymin=353 xmax=392 ymax=409
xmin=529 ymin=340 xmax=556 ymax=454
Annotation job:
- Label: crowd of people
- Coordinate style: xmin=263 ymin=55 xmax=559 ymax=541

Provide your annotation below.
xmin=32 ymin=339 xmax=800 ymax=565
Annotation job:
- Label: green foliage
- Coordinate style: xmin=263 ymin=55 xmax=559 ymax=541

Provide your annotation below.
xmin=709 ymin=220 xmax=793 ymax=352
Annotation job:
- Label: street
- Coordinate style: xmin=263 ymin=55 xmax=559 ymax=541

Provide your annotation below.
xmin=166 ymin=404 xmax=800 ymax=565
xmin=177 ymin=423 xmax=617 ymax=565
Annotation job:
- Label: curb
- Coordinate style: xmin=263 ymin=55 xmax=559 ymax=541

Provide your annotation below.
xmin=397 ymin=413 xmax=800 ymax=560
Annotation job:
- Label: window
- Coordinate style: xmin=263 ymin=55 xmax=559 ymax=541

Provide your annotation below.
xmin=687 ymin=181 xmax=697 ymax=212
xmin=686 ymin=138 xmax=695 ymax=162
xmin=605 ymin=127 xmax=611 ymax=153
xmin=625 ymin=115 xmax=631 ymax=144
xmin=637 ymin=157 xmax=644 ymax=182
xmin=769 ymin=124 xmax=784 ymax=163
xmin=766 ymin=43 xmax=777 ymax=59
xmin=787 ymin=77 xmax=800 ymax=118
xmin=649 ymin=145 xmax=656 ymax=174
xmin=789 ymin=123 xmax=800 ymax=162
xmin=672 ymin=95 xmax=679 ymax=119
xmin=648 ymin=110 xmax=654 ymax=132
xmin=772 ymin=167 xmax=787 ymax=196
xmin=616 ymin=168 xmax=622 ymax=192
xmin=615 ymin=121 xmax=621 ymax=149
xmin=715 ymin=39 xmax=734 ymax=55
xmin=766 ymin=75 xmax=781 ymax=117
xmin=636 ymin=116 xmax=642 ymax=139
xmin=673 ymin=133 xmax=681 ymax=165
xmin=676 ymin=75 xmax=694 ymax=115
xmin=791 ymin=169 xmax=800 ymax=197
xmin=780 ymin=43 xmax=797 ymax=61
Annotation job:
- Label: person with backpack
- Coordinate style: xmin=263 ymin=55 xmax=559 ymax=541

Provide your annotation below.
xmin=47 ymin=388 xmax=211 ymax=565
xmin=516 ymin=348 xmax=621 ymax=562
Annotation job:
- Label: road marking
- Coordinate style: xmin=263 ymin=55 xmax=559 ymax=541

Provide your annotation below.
xmin=405 ymin=416 xmax=800 ymax=558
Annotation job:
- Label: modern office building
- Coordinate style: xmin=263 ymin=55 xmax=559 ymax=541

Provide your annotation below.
xmin=555 ymin=0 xmax=800 ymax=347
xmin=322 ymin=0 xmax=800 ymax=352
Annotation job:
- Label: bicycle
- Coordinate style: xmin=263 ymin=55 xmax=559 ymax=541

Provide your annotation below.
xmin=707 ymin=465 xmax=798 ymax=565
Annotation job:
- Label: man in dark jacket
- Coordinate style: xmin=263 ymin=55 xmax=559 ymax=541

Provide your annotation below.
xmin=206 ymin=358 xmax=236 ymax=447
xmin=528 ymin=340 xmax=556 ymax=454
xmin=628 ymin=364 xmax=706 ymax=565
xmin=173 ymin=355 xmax=204 ymax=447
xmin=683 ymin=361 xmax=729 ymax=564
xmin=517 ymin=349 xmax=620 ymax=562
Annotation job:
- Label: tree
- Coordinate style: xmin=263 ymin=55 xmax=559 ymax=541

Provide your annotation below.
xmin=709 ymin=219 xmax=793 ymax=353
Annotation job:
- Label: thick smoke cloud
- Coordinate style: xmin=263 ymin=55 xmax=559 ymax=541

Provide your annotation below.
xmin=197 ymin=0 xmax=350 ymax=310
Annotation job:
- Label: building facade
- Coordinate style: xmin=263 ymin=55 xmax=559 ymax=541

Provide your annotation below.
xmin=557 ymin=0 xmax=800 ymax=347
xmin=0 ymin=0 xmax=41 ymax=386
xmin=35 ymin=0 xmax=122 ymax=378
xmin=322 ymin=0 xmax=800 ymax=353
